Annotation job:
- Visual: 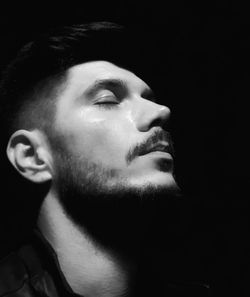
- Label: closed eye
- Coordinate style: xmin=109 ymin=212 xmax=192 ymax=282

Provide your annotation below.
xmin=94 ymin=92 xmax=120 ymax=109
xmin=96 ymin=95 xmax=118 ymax=103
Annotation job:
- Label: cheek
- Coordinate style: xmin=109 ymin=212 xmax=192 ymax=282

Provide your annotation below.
xmin=63 ymin=109 xmax=136 ymax=167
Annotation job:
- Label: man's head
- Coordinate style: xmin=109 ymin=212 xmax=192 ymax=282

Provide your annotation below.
xmin=1 ymin=22 xmax=180 ymax=247
xmin=51 ymin=60 xmax=177 ymax=190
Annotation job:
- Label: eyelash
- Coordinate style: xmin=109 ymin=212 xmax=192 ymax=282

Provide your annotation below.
xmin=95 ymin=95 xmax=120 ymax=109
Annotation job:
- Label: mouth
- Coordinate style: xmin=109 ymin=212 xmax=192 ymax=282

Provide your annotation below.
xmin=140 ymin=142 xmax=173 ymax=157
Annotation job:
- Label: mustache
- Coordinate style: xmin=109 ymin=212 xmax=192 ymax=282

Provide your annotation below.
xmin=126 ymin=129 xmax=175 ymax=165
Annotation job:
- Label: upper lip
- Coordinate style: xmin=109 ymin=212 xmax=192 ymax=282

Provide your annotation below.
xmin=141 ymin=142 xmax=172 ymax=155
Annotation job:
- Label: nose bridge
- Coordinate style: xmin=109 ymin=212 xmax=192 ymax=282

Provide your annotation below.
xmin=135 ymin=97 xmax=171 ymax=132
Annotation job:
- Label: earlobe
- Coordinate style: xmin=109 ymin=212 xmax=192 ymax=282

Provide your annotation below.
xmin=6 ymin=129 xmax=53 ymax=183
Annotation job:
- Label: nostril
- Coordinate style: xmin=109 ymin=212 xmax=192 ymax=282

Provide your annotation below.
xmin=150 ymin=118 xmax=165 ymax=128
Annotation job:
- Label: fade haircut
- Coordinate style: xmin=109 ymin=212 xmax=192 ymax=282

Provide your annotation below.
xmin=0 ymin=22 xmax=136 ymax=146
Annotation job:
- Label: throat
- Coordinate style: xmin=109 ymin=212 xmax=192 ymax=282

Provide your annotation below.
xmin=38 ymin=195 xmax=135 ymax=297
xmin=57 ymin=240 xmax=133 ymax=297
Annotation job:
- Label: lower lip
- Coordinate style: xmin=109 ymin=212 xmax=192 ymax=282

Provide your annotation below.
xmin=141 ymin=151 xmax=173 ymax=159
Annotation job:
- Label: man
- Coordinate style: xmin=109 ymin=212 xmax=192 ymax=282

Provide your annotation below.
xmin=0 ymin=22 xmax=209 ymax=297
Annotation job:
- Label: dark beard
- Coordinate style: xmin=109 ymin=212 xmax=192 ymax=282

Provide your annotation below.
xmin=53 ymin=147 xmax=182 ymax=257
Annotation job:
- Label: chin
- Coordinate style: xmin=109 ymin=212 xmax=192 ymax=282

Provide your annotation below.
xmin=152 ymin=172 xmax=177 ymax=187
xmin=129 ymin=171 xmax=178 ymax=189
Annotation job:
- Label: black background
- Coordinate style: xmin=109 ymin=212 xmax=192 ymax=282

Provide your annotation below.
xmin=0 ymin=1 xmax=249 ymax=296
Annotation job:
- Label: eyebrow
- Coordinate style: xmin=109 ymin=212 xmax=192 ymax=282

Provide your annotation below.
xmin=84 ymin=78 xmax=129 ymax=98
xmin=84 ymin=78 xmax=155 ymax=100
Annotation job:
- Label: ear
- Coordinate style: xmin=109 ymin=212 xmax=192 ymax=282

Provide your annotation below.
xmin=6 ymin=129 xmax=53 ymax=183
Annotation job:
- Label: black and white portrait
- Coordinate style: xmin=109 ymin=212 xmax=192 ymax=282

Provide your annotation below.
xmin=0 ymin=2 xmax=248 ymax=297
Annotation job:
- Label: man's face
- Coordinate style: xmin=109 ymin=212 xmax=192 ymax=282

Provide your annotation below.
xmin=51 ymin=61 xmax=178 ymax=192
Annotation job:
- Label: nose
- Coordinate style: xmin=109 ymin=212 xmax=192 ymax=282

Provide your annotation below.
xmin=136 ymin=99 xmax=171 ymax=132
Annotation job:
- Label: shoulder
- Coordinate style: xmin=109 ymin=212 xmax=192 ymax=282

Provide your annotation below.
xmin=0 ymin=246 xmax=37 ymax=297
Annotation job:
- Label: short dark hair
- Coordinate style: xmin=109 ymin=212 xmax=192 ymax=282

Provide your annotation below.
xmin=0 ymin=21 xmax=134 ymax=145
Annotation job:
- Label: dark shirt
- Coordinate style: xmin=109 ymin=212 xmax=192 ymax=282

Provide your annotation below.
xmin=0 ymin=229 xmax=211 ymax=297
xmin=0 ymin=229 xmax=81 ymax=297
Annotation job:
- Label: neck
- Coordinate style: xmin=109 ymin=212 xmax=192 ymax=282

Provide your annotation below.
xmin=37 ymin=194 xmax=134 ymax=297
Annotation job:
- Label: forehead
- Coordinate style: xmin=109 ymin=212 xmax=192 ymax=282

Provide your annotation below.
xmin=66 ymin=60 xmax=150 ymax=95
